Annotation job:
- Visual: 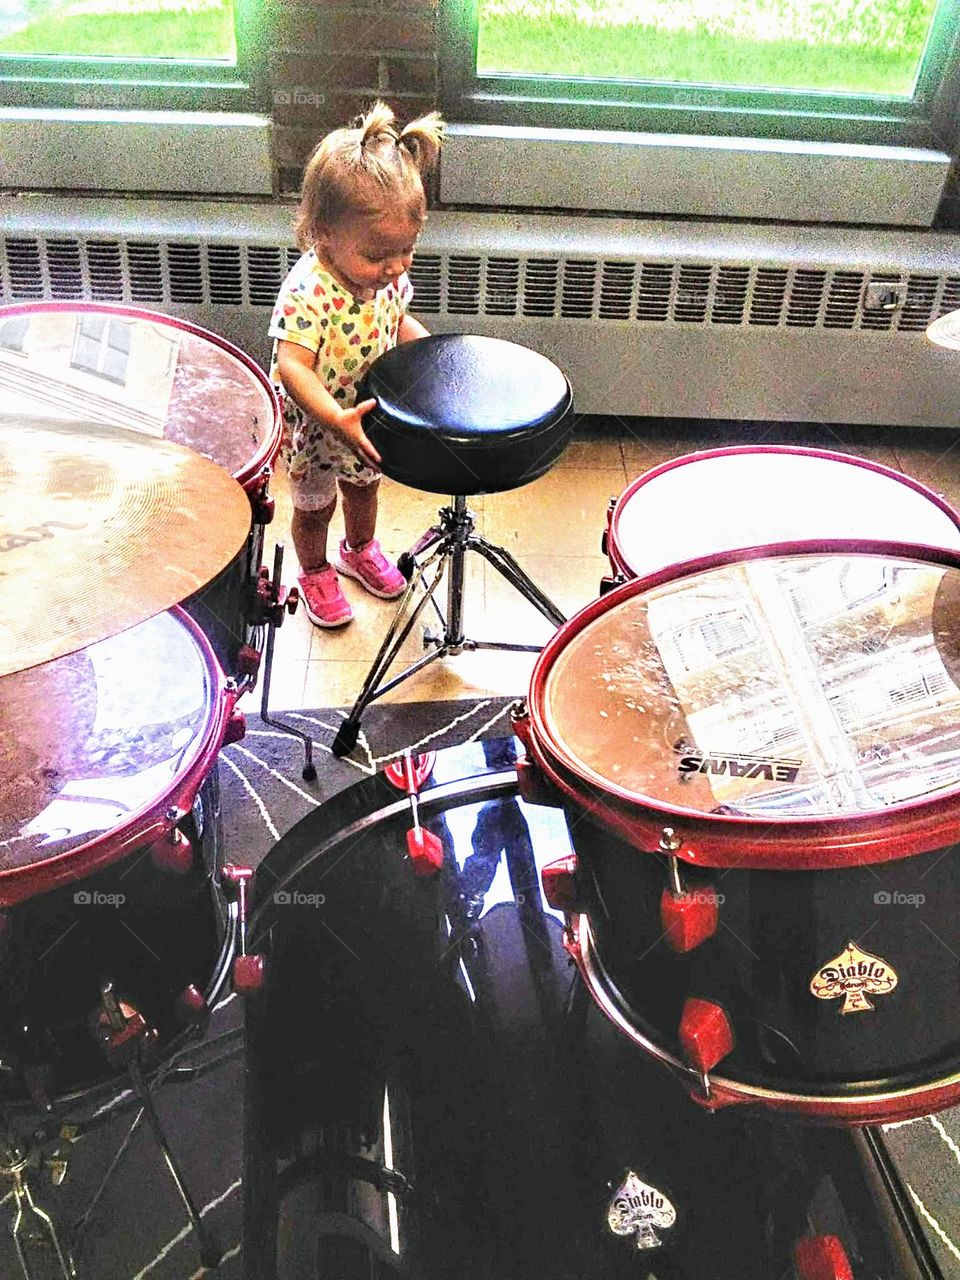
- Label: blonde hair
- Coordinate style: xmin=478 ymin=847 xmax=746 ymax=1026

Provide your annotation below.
xmin=295 ymin=100 xmax=445 ymax=251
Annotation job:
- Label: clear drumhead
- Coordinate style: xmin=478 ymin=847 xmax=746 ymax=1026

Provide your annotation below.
xmin=0 ymin=611 xmax=217 ymax=871
xmin=542 ymin=549 xmax=960 ymax=820
xmin=0 ymin=305 xmax=278 ymax=484
xmin=613 ymin=450 xmax=960 ymax=580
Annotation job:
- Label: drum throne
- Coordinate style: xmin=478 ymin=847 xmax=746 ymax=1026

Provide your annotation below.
xmin=332 ymin=334 xmax=574 ymax=757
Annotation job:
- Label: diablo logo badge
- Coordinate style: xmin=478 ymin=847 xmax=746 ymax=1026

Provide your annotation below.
xmin=607 ymin=1171 xmax=677 ymax=1250
xmin=810 ymin=940 xmax=899 ymax=1014
xmin=677 ymin=752 xmax=802 ymax=782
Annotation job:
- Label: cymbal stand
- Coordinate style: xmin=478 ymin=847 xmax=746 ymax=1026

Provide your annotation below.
xmin=0 ymin=1129 xmax=72 ymax=1280
xmin=255 ymin=543 xmax=318 ymax=782
xmin=66 ymin=980 xmax=224 ymax=1273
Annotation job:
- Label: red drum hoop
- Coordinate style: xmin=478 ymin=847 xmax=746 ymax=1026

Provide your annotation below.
xmin=605 ymin=446 xmax=960 ymax=582
xmin=0 ymin=301 xmax=281 ymax=493
xmin=526 ymin=538 xmax=960 ymax=870
xmin=0 ymin=606 xmax=237 ymax=906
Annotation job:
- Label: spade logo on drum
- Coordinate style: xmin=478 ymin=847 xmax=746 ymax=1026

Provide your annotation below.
xmin=607 ymin=1171 xmax=677 ymax=1251
xmin=810 ymin=940 xmax=899 ymax=1014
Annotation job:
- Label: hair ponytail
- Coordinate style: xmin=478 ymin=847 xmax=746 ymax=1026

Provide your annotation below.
xmin=398 ymin=111 xmax=445 ymax=177
xmin=359 ymin=100 xmax=400 ymax=151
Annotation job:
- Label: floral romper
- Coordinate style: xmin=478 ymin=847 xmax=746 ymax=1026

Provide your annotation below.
xmin=268 ymin=250 xmax=413 ymax=510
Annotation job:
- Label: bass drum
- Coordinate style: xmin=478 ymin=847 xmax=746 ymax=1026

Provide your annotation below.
xmin=243 ymin=741 xmax=938 ymax=1279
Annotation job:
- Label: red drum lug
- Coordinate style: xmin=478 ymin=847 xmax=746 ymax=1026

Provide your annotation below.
xmin=253 ymin=492 xmax=275 ymax=525
xmin=221 ymin=863 xmax=254 ymax=901
xmin=175 ymin=985 xmax=208 ymax=1026
xmin=793 ymin=1235 xmax=854 ymax=1280
xmin=679 ymin=998 xmax=735 ymax=1076
xmin=233 ymin=953 xmax=266 ymax=996
xmin=285 ymin=586 xmax=300 ymax=615
xmin=236 ymin=644 xmax=262 ymax=678
xmin=151 ymin=825 xmax=194 ymax=875
xmin=406 ymin=827 xmax=444 ymax=876
xmin=385 ymin=752 xmax=436 ymax=793
xmin=223 ymin=709 xmax=246 ymax=746
xmin=509 ymin=700 xmax=532 ymax=748
xmin=542 ymin=854 xmax=584 ymax=913
xmin=515 ymin=757 xmax=557 ymax=808
xmin=660 ymin=886 xmax=719 ymax=953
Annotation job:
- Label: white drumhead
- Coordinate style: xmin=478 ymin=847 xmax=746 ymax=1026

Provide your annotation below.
xmin=614 ymin=450 xmax=960 ymax=580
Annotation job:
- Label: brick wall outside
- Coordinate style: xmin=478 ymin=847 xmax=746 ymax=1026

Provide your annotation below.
xmin=267 ymin=0 xmax=442 ymax=196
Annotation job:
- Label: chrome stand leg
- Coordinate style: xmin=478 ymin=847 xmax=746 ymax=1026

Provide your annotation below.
xmin=11 ymin=1171 xmax=72 ymax=1280
xmin=69 ymin=1109 xmax=145 ymax=1261
xmin=257 ymin=542 xmax=318 ymax=782
xmin=332 ymin=493 xmax=568 ymax=755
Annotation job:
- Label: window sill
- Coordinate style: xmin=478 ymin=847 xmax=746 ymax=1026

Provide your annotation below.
xmin=0 ymin=107 xmax=273 ymax=196
xmin=440 ymin=123 xmax=950 ymax=227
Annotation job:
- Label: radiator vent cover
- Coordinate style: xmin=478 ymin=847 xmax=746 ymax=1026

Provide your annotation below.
xmin=4 ymin=233 xmax=959 ymax=334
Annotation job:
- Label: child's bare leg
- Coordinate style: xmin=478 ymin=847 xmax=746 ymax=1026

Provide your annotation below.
xmin=291 ymin=498 xmax=337 ymax=573
xmin=339 ymin=478 xmax=379 ymax=549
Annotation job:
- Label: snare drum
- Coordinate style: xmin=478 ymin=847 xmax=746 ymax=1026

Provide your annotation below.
xmin=604 ymin=446 xmax=960 ymax=584
xmin=0 ymin=608 xmax=241 ymax=1105
xmin=0 ymin=302 xmax=282 ymax=675
xmin=516 ymin=540 xmax=960 ymax=1124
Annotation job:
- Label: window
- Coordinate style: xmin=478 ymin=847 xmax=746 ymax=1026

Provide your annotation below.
xmin=442 ymin=0 xmax=960 ymax=146
xmin=0 ymin=0 xmax=264 ymax=110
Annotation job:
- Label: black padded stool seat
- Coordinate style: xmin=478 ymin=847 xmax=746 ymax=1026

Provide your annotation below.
xmin=360 ymin=334 xmax=573 ymax=495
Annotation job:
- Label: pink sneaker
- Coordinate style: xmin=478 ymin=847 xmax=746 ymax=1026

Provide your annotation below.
xmin=334 ymin=538 xmax=405 ymax=599
xmin=298 ymin=566 xmax=353 ymax=628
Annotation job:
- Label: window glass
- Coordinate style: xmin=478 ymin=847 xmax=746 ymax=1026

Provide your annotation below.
xmin=476 ymin=0 xmax=940 ymax=97
xmin=0 ymin=0 xmax=236 ymax=62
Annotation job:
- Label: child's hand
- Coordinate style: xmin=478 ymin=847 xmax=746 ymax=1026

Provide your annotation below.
xmin=335 ymin=398 xmax=381 ymax=466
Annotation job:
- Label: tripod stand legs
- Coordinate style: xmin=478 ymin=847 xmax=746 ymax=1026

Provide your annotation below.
xmin=331 ymin=497 xmax=567 ymax=758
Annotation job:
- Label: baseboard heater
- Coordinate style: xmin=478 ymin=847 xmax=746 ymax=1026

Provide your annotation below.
xmin=3 ymin=195 xmax=960 ymax=427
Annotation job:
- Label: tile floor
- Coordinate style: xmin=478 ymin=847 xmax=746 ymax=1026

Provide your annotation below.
xmin=249 ymin=416 xmax=960 ymax=714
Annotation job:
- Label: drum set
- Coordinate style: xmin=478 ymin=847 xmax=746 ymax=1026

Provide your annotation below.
xmin=4 ymin=296 xmax=960 ymax=1278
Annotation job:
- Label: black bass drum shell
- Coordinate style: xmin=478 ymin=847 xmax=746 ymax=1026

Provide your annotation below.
xmin=242 ymin=740 xmax=934 ymax=1280
xmin=359 ymin=334 xmax=574 ymax=495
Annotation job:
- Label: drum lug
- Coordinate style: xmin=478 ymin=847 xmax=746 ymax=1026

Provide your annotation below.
xmin=151 ymin=824 xmax=194 ymax=875
xmin=599 ymin=574 xmax=625 ymax=596
xmin=793 ymin=1234 xmax=854 ymax=1280
xmin=91 ymin=982 xmax=159 ymax=1069
xmin=541 ymin=854 xmax=585 ymax=913
xmin=678 ymin=997 xmax=735 ymax=1104
xmin=223 ymin=708 xmax=246 ymax=746
xmin=236 ymin=643 xmax=262 ymax=678
xmin=252 ymin=492 xmax=276 ymax=526
xmin=175 ymin=985 xmax=209 ymax=1027
xmin=660 ymin=852 xmax=719 ymax=953
xmin=222 ymin=865 xmax=266 ymax=996
xmin=388 ymin=750 xmax=443 ymax=876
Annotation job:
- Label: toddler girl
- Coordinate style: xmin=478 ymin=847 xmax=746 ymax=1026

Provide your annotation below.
xmin=268 ymin=100 xmax=444 ymax=626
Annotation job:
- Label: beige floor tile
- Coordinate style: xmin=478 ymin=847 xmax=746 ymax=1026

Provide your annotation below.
xmin=483 ymin=468 xmax=625 ymax=558
xmin=480 ymin=553 xmax=608 ymax=646
xmin=300 ymin=647 xmax=537 ymax=710
xmin=894 ymin=432 xmax=960 ymax=516
xmin=555 ymin=435 xmax=626 ymax=472
xmin=244 ymin=658 xmax=308 ymax=715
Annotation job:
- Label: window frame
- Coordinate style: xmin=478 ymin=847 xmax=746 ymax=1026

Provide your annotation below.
xmin=440 ymin=0 xmax=960 ymax=151
xmin=0 ymin=0 xmax=265 ymax=113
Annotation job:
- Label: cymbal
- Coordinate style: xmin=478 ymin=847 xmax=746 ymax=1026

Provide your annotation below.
xmin=0 ymin=417 xmax=251 ymax=677
xmin=926 ymin=310 xmax=960 ymax=350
